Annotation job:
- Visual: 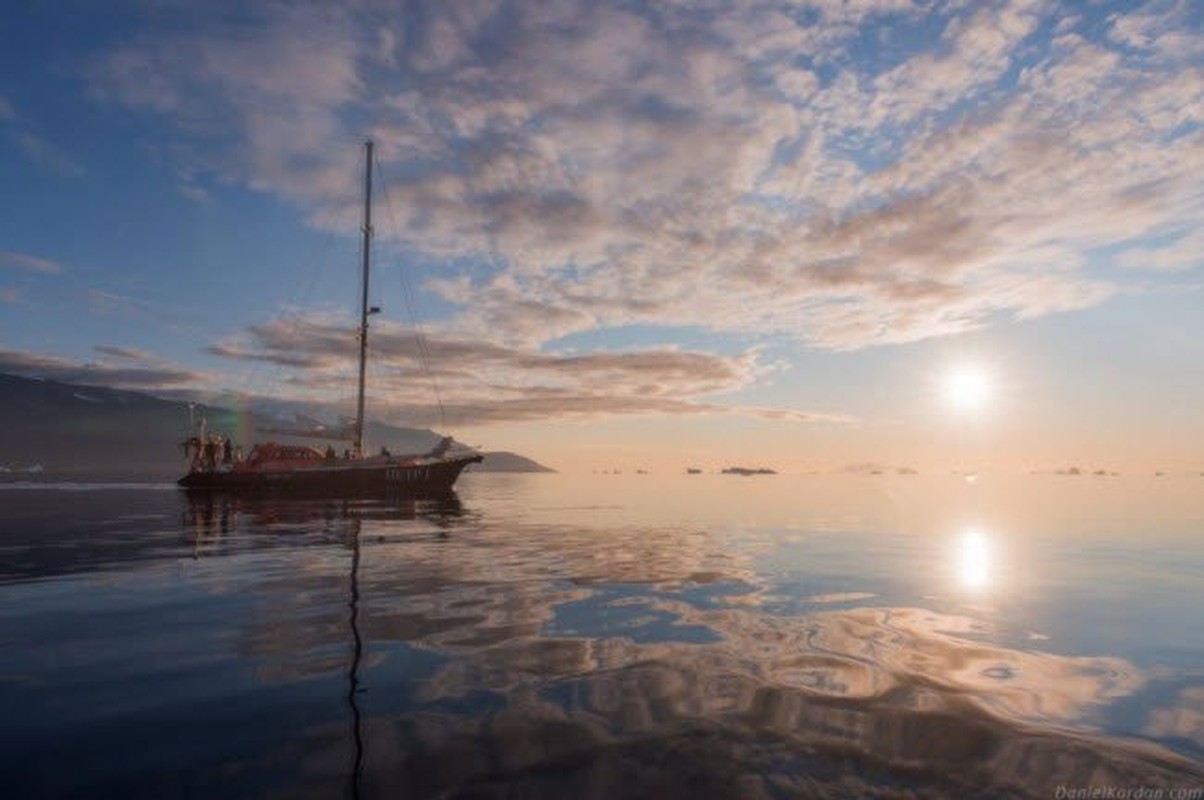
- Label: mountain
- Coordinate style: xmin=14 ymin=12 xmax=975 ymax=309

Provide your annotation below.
xmin=477 ymin=451 xmax=555 ymax=473
xmin=0 ymin=373 xmax=552 ymax=480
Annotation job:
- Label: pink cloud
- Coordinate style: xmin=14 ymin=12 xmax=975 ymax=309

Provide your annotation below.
xmin=0 ymin=250 xmax=61 ymax=274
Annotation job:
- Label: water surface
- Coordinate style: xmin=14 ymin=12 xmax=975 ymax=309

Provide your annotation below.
xmin=1 ymin=474 xmax=1201 ymax=798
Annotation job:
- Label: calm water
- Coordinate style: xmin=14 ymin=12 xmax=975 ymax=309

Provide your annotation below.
xmin=1 ymin=474 xmax=1202 ymax=798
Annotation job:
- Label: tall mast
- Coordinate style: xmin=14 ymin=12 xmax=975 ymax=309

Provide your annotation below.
xmin=353 ymin=139 xmax=373 ymax=458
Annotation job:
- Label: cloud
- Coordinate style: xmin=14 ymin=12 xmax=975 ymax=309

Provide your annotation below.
xmin=85 ymin=0 xmax=1204 ymax=356
xmin=1115 ymin=229 xmax=1204 ymax=273
xmin=0 ymin=250 xmax=61 ymax=274
xmin=11 ymin=131 xmax=86 ymax=178
xmin=84 ymin=289 xmax=174 ymax=322
xmin=0 ymin=98 xmax=85 ymax=177
xmin=206 ymin=316 xmax=852 ymax=427
xmin=0 ymin=347 xmax=209 ymax=390
xmin=0 ymin=287 xmax=20 ymax=304
xmin=868 ymin=0 xmax=1045 ymax=128
xmin=1108 ymin=1 xmax=1204 ymax=63
xmin=94 ymin=344 xmax=155 ymax=361
xmin=176 ymin=179 xmax=210 ymax=204
xmin=89 ymin=4 xmax=363 ymax=205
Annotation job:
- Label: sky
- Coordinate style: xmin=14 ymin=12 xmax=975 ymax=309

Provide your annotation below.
xmin=1 ymin=0 xmax=1201 ymax=473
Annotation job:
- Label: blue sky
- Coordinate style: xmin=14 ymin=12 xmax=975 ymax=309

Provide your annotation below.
xmin=1 ymin=0 xmax=1201 ymax=471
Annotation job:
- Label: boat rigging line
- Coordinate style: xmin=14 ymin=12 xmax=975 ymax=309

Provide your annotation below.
xmin=374 ymin=151 xmax=448 ymax=433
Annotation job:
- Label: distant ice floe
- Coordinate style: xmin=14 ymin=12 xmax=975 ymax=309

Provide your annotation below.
xmin=0 ymin=463 xmax=43 ymax=473
xmin=804 ymin=592 xmax=877 ymax=604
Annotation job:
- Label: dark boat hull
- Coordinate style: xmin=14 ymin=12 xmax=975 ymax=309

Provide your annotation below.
xmin=178 ymin=455 xmax=481 ymax=497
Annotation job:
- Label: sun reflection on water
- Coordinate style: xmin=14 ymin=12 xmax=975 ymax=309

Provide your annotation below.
xmin=957 ymin=527 xmax=993 ymax=591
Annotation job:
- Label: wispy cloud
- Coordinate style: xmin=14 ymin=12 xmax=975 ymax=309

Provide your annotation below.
xmin=86 ymin=288 xmax=140 ymax=315
xmin=89 ymin=3 xmax=362 ymax=204
xmin=94 ymin=344 xmax=154 ymax=361
xmin=0 ymin=287 xmax=20 ymax=304
xmin=12 ymin=131 xmax=86 ymax=178
xmin=0 ymin=250 xmax=61 ymax=274
xmin=1116 ymin=229 xmax=1204 ymax=273
xmin=0 ymin=347 xmax=209 ymax=390
xmin=0 ymin=97 xmax=85 ymax=177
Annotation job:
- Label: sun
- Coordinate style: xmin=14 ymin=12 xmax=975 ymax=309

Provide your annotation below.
xmin=944 ymin=365 xmax=991 ymax=413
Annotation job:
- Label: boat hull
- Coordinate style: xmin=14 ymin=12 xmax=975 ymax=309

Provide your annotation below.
xmin=178 ymin=454 xmax=481 ymax=497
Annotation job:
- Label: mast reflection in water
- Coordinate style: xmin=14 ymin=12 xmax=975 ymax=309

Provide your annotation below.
xmin=347 ymin=515 xmax=364 ymax=800
xmin=0 ymin=474 xmax=1201 ymax=798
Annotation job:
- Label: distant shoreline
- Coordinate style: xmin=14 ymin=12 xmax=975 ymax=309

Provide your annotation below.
xmin=0 ymin=456 xmax=551 ymax=485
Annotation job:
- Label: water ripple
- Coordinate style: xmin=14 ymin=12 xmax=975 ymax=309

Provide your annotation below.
xmin=1 ymin=477 xmax=1202 ymax=798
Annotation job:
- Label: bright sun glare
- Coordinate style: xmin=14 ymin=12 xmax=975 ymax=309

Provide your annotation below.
xmin=956 ymin=529 xmax=992 ymax=591
xmin=944 ymin=365 xmax=991 ymax=413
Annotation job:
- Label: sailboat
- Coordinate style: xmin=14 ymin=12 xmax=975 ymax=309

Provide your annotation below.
xmin=178 ymin=140 xmax=482 ymax=495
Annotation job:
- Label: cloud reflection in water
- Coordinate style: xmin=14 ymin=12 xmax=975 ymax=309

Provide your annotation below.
xmin=181 ymin=490 xmax=1203 ymax=798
